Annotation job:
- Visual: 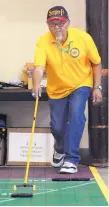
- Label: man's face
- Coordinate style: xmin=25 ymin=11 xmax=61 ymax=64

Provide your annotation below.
xmin=47 ymin=19 xmax=70 ymax=40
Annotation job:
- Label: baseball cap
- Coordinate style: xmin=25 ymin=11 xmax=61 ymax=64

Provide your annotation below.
xmin=47 ymin=6 xmax=69 ymax=23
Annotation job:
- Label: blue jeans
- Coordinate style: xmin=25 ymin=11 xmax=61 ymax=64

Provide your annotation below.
xmin=48 ymin=86 xmax=91 ymax=164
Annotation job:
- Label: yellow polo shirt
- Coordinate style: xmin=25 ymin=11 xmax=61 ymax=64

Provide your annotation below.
xmin=34 ymin=27 xmax=101 ymax=99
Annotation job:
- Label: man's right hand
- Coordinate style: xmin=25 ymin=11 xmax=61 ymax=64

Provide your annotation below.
xmin=32 ymin=86 xmax=42 ymax=98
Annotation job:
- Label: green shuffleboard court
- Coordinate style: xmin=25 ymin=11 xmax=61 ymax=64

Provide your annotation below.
xmin=0 ymin=178 xmax=108 ymax=206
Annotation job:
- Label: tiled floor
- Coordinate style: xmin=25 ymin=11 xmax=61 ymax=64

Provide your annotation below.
xmin=97 ymin=167 xmax=108 ymax=187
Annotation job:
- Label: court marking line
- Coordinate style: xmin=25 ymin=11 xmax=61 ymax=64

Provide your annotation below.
xmin=0 ymin=188 xmax=54 ymax=191
xmin=0 ymin=190 xmax=55 ymax=204
xmin=0 ymin=181 xmax=54 ymax=184
xmin=0 ymin=181 xmax=96 ymax=204
xmin=33 ymin=181 xmax=96 ymax=195
xmin=61 ymin=181 xmax=96 ymax=190
xmin=0 ymin=182 xmax=95 ymax=195
xmin=0 ymin=179 xmax=51 ymax=182
xmin=0 ymin=198 xmax=15 ymax=204
xmin=0 ymin=178 xmax=95 ymax=184
xmin=89 ymin=166 xmax=109 ymax=204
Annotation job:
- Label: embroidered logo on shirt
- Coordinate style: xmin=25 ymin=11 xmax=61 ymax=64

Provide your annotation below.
xmin=70 ymin=48 xmax=80 ymax=58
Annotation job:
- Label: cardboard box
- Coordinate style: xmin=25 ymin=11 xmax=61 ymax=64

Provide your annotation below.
xmin=7 ymin=128 xmax=54 ymax=166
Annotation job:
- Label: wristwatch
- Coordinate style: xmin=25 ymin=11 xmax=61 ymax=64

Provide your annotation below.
xmin=94 ymin=85 xmax=102 ymax=90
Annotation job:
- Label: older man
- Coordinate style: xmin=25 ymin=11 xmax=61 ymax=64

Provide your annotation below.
xmin=32 ymin=6 xmax=102 ymax=173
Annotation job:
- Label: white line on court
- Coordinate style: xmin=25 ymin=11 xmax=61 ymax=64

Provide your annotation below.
xmin=0 ymin=198 xmax=15 ymax=204
xmin=33 ymin=181 xmax=96 ymax=195
xmin=0 ymin=181 xmax=52 ymax=184
xmin=0 ymin=181 xmax=96 ymax=204
xmin=1 ymin=193 xmax=7 ymax=195
xmin=0 ymin=188 xmax=54 ymax=192
xmin=0 ymin=179 xmax=53 ymax=184
xmin=61 ymin=181 xmax=96 ymax=190
xmin=0 ymin=179 xmax=51 ymax=182
xmin=0 ymin=178 xmax=95 ymax=184
xmin=0 ymin=189 xmax=56 ymax=204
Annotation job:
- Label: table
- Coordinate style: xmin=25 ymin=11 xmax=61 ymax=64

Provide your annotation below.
xmin=0 ymin=88 xmax=48 ymax=101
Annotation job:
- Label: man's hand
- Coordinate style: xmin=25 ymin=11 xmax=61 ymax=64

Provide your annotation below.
xmin=92 ymin=88 xmax=103 ymax=104
xmin=32 ymin=86 xmax=42 ymax=98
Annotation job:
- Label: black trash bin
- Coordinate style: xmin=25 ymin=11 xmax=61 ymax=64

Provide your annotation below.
xmin=86 ymin=0 xmax=108 ymax=167
xmin=88 ymin=70 xmax=108 ymax=167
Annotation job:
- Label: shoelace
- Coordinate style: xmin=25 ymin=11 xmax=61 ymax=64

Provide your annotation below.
xmin=63 ymin=162 xmax=71 ymax=167
xmin=54 ymin=152 xmax=64 ymax=159
xmin=63 ymin=162 xmax=76 ymax=168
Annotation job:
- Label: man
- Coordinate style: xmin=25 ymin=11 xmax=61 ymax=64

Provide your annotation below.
xmin=32 ymin=6 xmax=102 ymax=173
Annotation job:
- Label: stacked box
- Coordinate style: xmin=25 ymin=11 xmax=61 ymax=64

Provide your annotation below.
xmin=7 ymin=128 xmax=54 ymax=166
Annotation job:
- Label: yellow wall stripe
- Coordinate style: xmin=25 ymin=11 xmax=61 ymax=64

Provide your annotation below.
xmin=89 ymin=166 xmax=109 ymax=204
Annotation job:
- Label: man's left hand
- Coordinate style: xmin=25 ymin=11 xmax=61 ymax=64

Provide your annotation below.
xmin=92 ymin=88 xmax=103 ymax=104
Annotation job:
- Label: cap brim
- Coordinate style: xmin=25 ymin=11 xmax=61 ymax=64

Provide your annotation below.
xmin=47 ymin=16 xmax=68 ymax=23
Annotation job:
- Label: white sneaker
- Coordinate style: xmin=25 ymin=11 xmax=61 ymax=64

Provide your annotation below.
xmin=60 ymin=161 xmax=78 ymax=174
xmin=51 ymin=151 xmax=65 ymax=168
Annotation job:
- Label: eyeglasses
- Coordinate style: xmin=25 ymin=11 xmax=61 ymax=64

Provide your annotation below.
xmin=47 ymin=20 xmax=68 ymax=28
